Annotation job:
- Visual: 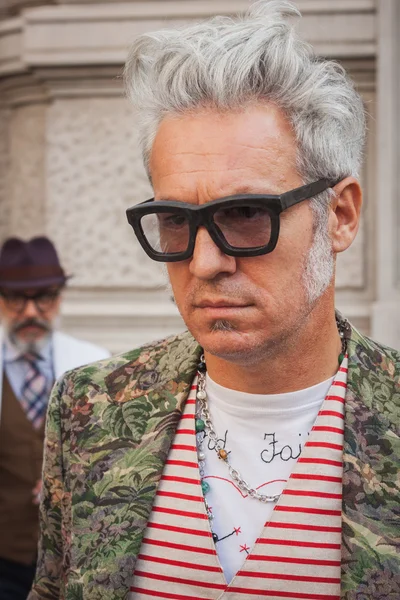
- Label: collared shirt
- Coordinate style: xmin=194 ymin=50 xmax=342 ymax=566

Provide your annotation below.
xmin=3 ymin=334 xmax=55 ymax=403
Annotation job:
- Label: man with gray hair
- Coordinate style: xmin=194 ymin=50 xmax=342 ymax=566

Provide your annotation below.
xmin=30 ymin=1 xmax=399 ymax=599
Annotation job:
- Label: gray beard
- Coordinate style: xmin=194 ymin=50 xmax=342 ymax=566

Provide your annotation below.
xmin=302 ymin=211 xmax=335 ymax=305
xmin=7 ymin=319 xmax=52 ymax=356
xmin=9 ymin=332 xmax=52 ymax=356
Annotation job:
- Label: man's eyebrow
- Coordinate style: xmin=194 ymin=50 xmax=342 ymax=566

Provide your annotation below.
xmin=226 ymin=185 xmax=281 ymax=196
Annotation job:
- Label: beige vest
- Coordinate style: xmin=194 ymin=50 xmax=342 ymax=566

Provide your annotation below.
xmin=0 ymin=374 xmax=45 ymax=564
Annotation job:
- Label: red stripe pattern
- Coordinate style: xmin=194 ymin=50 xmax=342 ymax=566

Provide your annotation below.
xmin=130 ymin=357 xmax=347 ymax=599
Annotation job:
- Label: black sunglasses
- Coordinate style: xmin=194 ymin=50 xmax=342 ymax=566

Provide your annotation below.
xmin=0 ymin=289 xmax=62 ymax=314
xmin=126 ymin=178 xmax=337 ymax=262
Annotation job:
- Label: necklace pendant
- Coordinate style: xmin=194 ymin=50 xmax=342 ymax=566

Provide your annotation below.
xmin=195 ymin=418 xmax=205 ymax=432
xmin=201 ymin=480 xmax=210 ymax=494
xmin=218 ymin=449 xmax=228 ymax=461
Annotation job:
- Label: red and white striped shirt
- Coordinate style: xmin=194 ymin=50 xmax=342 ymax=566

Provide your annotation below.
xmin=130 ymin=357 xmax=347 ymax=599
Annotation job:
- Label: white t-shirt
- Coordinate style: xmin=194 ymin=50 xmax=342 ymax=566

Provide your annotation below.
xmin=199 ymin=373 xmax=334 ymax=584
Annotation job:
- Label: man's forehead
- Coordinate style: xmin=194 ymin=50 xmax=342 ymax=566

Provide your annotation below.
xmin=150 ymin=105 xmax=299 ymax=199
xmin=152 ymin=105 xmax=295 ymax=155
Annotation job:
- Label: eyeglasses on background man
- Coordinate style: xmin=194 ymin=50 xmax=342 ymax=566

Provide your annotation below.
xmin=0 ymin=288 xmax=62 ymax=315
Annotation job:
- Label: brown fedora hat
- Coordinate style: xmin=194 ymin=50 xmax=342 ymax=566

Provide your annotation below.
xmin=0 ymin=236 xmax=69 ymax=290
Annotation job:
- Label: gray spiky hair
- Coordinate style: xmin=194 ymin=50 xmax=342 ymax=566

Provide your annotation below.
xmin=125 ymin=0 xmax=365 ymax=187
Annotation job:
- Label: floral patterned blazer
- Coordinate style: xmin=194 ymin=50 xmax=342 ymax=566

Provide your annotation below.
xmin=28 ymin=315 xmax=400 ymax=600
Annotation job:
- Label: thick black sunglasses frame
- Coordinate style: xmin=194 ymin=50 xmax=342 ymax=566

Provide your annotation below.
xmin=0 ymin=289 xmax=62 ymax=314
xmin=126 ymin=178 xmax=337 ymax=262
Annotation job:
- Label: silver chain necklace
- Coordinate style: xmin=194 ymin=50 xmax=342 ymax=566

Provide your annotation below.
xmin=195 ymin=317 xmax=349 ymax=505
xmin=196 ymin=371 xmax=281 ymax=503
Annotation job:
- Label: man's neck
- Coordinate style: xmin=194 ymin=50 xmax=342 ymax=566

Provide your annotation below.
xmin=203 ymin=303 xmax=342 ymax=395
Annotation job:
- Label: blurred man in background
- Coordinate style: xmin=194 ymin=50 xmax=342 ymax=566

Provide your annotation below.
xmin=0 ymin=236 xmax=110 ymax=600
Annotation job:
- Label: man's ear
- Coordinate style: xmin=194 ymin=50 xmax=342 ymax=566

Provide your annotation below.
xmin=329 ymin=177 xmax=362 ymax=253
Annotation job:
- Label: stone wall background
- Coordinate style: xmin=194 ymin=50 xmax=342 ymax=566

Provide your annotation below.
xmin=0 ymin=0 xmax=399 ymax=353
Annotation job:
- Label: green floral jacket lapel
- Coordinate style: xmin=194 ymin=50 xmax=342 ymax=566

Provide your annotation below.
xmin=29 ymin=320 xmax=399 ymax=600
xmin=341 ymin=324 xmax=400 ymax=598
xmin=30 ymin=332 xmax=202 ymax=600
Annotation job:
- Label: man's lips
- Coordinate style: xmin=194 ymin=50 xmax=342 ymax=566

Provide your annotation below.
xmin=195 ymin=299 xmax=252 ymax=309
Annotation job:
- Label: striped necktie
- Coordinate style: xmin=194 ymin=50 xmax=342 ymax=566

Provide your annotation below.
xmin=20 ymin=353 xmax=48 ymax=429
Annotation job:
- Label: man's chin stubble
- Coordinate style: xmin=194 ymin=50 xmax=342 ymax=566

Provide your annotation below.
xmin=209 ymin=319 xmax=237 ymax=333
xmin=202 ymin=321 xmax=278 ymax=365
xmin=202 ymin=315 xmax=313 ymax=365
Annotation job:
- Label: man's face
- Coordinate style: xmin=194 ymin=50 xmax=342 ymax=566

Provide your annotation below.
xmin=0 ymin=287 xmax=62 ymax=352
xmin=150 ymin=104 xmax=334 ymax=363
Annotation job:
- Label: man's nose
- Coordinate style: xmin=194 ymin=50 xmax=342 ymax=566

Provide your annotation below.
xmin=189 ymin=227 xmax=237 ymax=280
xmin=22 ymin=299 xmax=40 ymax=319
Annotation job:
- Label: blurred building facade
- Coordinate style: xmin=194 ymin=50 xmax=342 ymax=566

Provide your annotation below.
xmin=0 ymin=0 xmax=399 ymax=353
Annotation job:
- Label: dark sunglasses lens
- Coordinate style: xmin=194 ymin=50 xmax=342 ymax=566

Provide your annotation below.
xmin=213 ymin=203 xmax=272 ymax=249
xmin=3 ymin=295 xmax=25 ymax=312
xmin=36 ymin=293 xmax=59 ymax=311
xmin=140 ymin=211 xmax=190 ymax=255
